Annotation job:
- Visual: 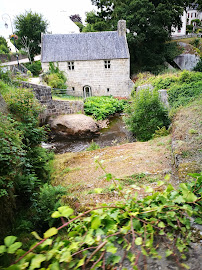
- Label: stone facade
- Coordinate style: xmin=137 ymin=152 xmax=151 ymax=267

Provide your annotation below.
xmin=41 ymin=20 xmax=134 ymax=98
xmin=20 ymin=82 xmax=84 ymax=122
xmin=42 ymin=59 xmax=133 ymax=97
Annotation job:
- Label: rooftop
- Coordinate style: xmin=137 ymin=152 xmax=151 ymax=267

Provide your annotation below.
xmin=41 ymin=30 xmax=129 ymax=62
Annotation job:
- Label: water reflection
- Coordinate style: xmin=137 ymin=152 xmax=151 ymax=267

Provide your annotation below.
xmin=42 ymin=115 xmax=134 ymax=154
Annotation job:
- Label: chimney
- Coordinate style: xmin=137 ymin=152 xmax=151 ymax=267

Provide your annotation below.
xmin=117 ymin=20 xmax=126 ymax=36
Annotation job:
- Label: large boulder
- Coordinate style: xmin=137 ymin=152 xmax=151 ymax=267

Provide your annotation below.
xmin=48 ymin=114 xmax=99 ymax=138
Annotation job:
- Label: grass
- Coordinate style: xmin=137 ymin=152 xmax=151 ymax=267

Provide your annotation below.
xmin=52 ymin=135 xmax=172 ymax=207
xmin=52 ymin=95 xmax=83 ymax=101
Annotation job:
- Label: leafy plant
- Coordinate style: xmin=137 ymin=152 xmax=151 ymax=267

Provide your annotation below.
xmin=0 ymin=170 xmax=201 ymax=269
xmin=30 ymin=184 xmax=67 ymax=230
xmin=125 ymin=88 xmax=170 ymax=141
xmin=86 ymin=140 xmax=100 ymax=151
xmin=43 ymin=62 xmax=67 ymax=89
xmin=84 ymin=96 xmax=125 ymax=120
xmin=193 ymin=57 xmax=202 ymax=72
xmin=24 ymin=61 xmax=42 ymax=76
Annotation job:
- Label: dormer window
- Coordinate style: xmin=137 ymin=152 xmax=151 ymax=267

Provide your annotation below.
xmin=68 ymin=62 xmax=74 ymax=70
xmin=104 ymin=60 xmax=111 ymax=69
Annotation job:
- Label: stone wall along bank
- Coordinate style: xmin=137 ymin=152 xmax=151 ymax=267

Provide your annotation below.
xmin=20 ymin=82 xmax=84 ymax=122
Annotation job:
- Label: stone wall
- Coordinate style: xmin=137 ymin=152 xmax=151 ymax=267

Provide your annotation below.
xmin=20 ymin=82 xmax=84 ymax=122
xmin=42 ymin=59 xmax=134 ymax=97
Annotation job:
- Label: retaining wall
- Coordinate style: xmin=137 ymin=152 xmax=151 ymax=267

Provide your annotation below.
xmin=20 ymin=82 xmax=84 ymax=122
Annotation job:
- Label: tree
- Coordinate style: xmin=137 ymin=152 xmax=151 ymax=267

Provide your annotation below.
xmin=87 ymin=0 xmax=191 ymax=73
xmin=0 ymin=36 xmax=10 ymax=54
xmin=14 ymin=11 xmax=48 ymax=60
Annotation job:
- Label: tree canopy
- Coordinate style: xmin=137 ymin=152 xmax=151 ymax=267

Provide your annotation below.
xmin=84 ymin=0 xmax=196 ymax=73
xmin=14 ymin=11 xmax=48 ymax=60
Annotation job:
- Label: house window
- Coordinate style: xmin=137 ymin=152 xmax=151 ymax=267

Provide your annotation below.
xmin=107 ymin=88 xmax=110 ymax=92
xmin=195 ymin=13 xmax=197 ymax=18
xmin=104 ymin=60 xmax=111 ymax=69
xmin=68 ymin=62 xmax=74 ymax=70
xmin=72 ymin=87 xmax=75 ymax=91
xmin=191 ymin=13 xmax=193 ymax=18
xmin=188 ymin=13 xmax=189 ymax=18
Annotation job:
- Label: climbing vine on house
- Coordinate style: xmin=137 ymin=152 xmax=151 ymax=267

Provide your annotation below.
xmin=0 ymin=169 xmax=201 ymax=269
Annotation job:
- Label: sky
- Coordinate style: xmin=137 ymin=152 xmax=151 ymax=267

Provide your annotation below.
xmin=0 ymin=0 xmax=96 ymax=38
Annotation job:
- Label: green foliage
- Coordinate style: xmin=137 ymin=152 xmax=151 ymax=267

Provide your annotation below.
xmin=43 ymin=63 xmax=67 ymax=89
xmin=0 ymin=114 xmax=23 ymax=197
xmin=125 ymin=88 xmax=170 ymax=141
xmin=0 ymin=83 xmax=54 ymax=233
xmin=31 ymin=184 xmax=67 ymax=230
xmin=133 ymin=71 xmax=202 ymax=112
xmin=193 ymin=57 xmax=202 ymax=72
xmin=14 ymin=11 xmax=48 ymax=60
xmin=0 ymin=36 xmax=10 ymax=54
xmin=153 ymin=126 xmax=170 ymax=138
xmin=24 ymin=61 xmax=42 ymax=76
xmin=0 ymin=171 xmax=201 ymax=269
xmin=84 ymin=96 xmax=125 ymax=120
xmin=87 ymin=0 xmax=187 ymax=73
xmin=86 ymin=140 xmax=100 ymax=151
xmin=168 ymin=81 xmax=202 ymax=109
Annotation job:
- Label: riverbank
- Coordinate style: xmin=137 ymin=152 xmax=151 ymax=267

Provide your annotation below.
xmin=52 ymin=96 xmax=202 ymax=209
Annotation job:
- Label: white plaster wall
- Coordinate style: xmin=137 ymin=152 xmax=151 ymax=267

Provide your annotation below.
xmin=42 ymin=59 xmax=133 ymax=97
xmin=187 ymin=9 xmax=202 ymax=25
xmin=172 ymin=11 xmax=187 ymax=36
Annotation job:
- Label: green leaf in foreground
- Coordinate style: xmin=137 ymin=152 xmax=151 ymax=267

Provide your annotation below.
xmin=29 ymin=254 xmax=46 ymax=270
xmin=43 ymin=227 xmax=58 ymax=239
xmin=4 ymin=236 xmax=17 ymax=247
xmin=135 ymin=237 xmax=143 ymax=246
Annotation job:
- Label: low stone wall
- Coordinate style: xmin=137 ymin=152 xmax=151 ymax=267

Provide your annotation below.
xmin=20 ymin=82 xmax=84 ymax=122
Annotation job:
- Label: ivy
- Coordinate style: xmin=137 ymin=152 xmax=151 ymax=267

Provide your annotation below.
xmin=0 ymin=171 xmax=201 ymax=269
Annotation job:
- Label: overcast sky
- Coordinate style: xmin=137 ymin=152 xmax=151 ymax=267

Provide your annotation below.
xmin=0 ymin=0 xmax=96 ymax=38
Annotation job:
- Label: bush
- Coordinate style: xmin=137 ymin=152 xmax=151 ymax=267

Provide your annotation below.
xmin=168 ymin=81 xmax=202 ymax=109
xmin=125 ymin=88 xmax=170 ymax=141
xmin=31 ymin=184 xmax=67 ymax=230
xmin=45 ymin=73 xmax=67 ymax=89
xmin=43 ymin=62 xmax=67 ymax=89
xmin=193 ymin=57 xmax=202 ymax=72
xmin=84 ymin=96 xmax=125 ymax=120
xmin=24 ymin=61 xmax=42 ymax=76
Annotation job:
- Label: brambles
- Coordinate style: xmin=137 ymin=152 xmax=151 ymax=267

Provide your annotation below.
xmin=0 ymin=171 xmax=201 ymax=269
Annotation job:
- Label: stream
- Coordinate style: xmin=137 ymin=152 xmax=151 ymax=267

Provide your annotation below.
xmin=42 ymin=115 xmax=134 ymax=154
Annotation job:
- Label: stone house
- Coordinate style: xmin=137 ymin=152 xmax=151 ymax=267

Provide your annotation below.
xmin=41 ymin=20 xmax=134 ymax=98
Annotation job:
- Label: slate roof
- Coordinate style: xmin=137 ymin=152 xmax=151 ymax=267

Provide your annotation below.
xmin=41 ymin=31 xmax=129 ymax=62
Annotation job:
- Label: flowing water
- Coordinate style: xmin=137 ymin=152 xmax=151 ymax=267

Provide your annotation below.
xmin=42 ymin=115 xmax=134 ymax=154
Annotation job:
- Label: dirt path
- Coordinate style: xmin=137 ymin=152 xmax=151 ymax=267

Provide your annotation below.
xmin=53 ymin=135 xmax=172 ymax=208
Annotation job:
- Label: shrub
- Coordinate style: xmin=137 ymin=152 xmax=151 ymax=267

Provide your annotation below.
xmin=43 ymin=62 xmax=67 ymax=89
xmin=125 ymin=88 xmax=170 ymax=141
xmin=193 ymin=57 xmax=202 ymax=72
xmin=31 ymin=184 xmax=67 ymax=230
xmin=84 ymin=96 xmax=125 ymax=120
xmin=24 ymin=61 xmax=42 ymax=76
xmin=168 ymin=81 xmax=202 ymax=109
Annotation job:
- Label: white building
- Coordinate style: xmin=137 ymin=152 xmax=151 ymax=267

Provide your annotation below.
xmin=172 ymin=11 xmax=187 ymax=37
xmin=187 ymin=6 xmax=202 ymax=26
xmin=172 ymin=6 xmax=202 ymax=37
xmin=41 ymin=20 xmax=133 ymax=98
